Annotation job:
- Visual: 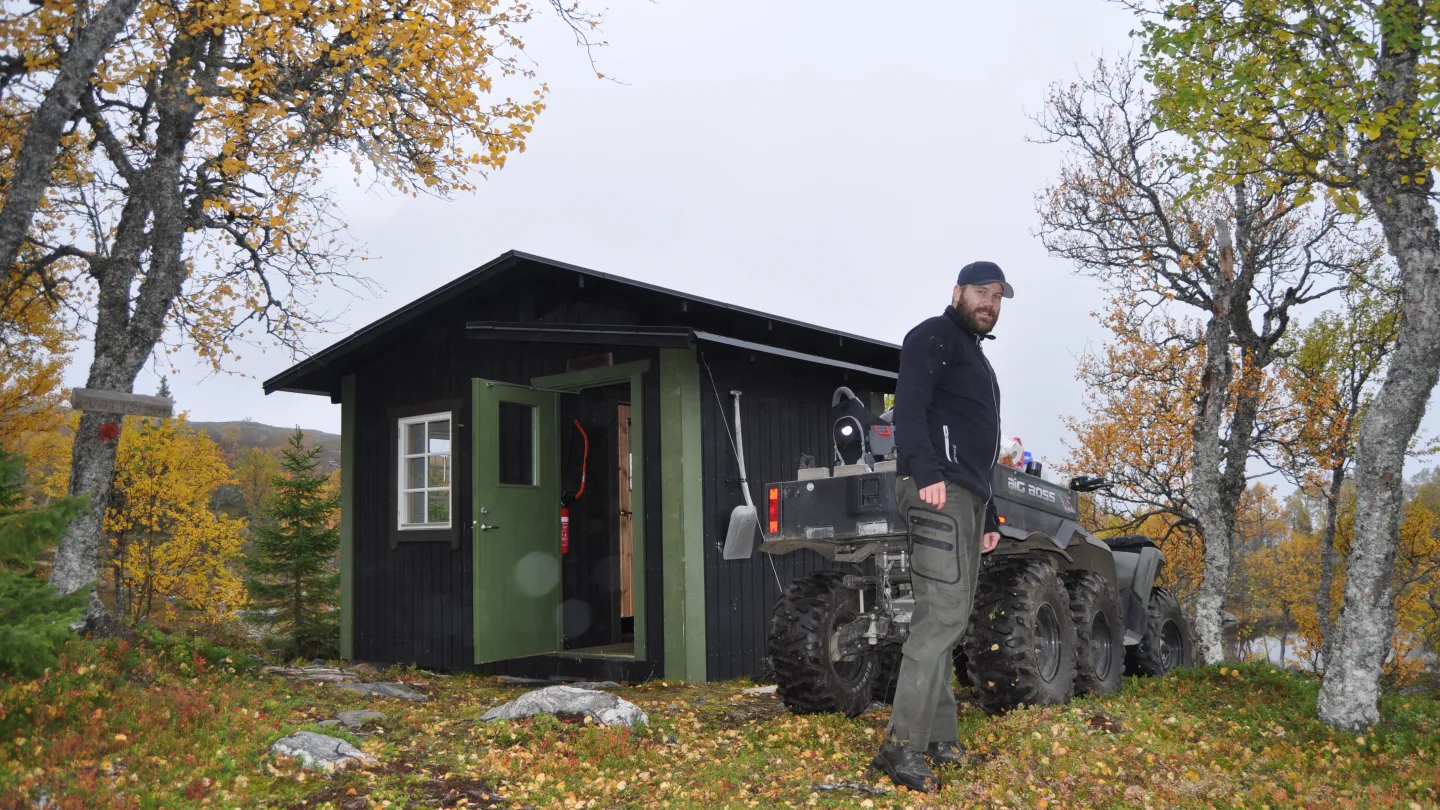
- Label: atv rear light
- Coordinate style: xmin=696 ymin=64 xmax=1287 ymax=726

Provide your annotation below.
xmin=768 ymin=487 xmax=779 ymax=533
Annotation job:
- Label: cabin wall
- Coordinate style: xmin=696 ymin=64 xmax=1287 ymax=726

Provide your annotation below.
xmin=349 ymin=280 xmax=664 ymax=680
xmin=340 ymin=260 xmax=897 ymax=683
xmin=696 ymin=342 xmax=893 ymax=681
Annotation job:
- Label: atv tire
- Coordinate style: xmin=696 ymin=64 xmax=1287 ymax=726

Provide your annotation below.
xmin=964 ymin=559 xmax=1077 ymax=714
xmin=768 ymin=571 xmax=879 ymax=717
xmin=874 ymin=643 xmax=971 ymax=705
xmin=871 ymin=644 xmax=902 ymax=705
xmin=1125 ymin=586 xmax=1193 ymax=676
xmin=1065 ymin=571 xmax=1124 ymax=696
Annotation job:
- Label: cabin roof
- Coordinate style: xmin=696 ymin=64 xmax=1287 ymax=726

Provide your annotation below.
xmin=264 ymin=250 xmax=902 ymax=397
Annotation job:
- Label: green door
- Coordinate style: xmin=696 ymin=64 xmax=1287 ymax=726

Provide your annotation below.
xmin=472 ymin=378 xmax=561 ymax=664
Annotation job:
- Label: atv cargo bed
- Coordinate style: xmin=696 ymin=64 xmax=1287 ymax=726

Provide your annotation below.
xmin=760 ymin=465 xmax=1086 ymax=557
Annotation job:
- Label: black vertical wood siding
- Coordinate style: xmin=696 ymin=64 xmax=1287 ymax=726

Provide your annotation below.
xmin=696 ymin=343 xmax=893 ymax=682
xmin=344 ymin=261 xmax=894 ymax=683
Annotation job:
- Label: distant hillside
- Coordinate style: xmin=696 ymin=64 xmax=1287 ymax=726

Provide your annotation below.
xmin=190 ymin=420 xmax=342 ymax=471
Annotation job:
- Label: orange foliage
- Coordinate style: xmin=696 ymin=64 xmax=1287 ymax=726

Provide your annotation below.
xmin=1239 ymin=487 xmax=1440 ymax=681
xmin=1060 ymin=299 xmax=1207 ymax=607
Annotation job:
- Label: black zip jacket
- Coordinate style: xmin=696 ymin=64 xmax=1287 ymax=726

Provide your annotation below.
xmin=894 ymin=305 xmax=1001 ymax=533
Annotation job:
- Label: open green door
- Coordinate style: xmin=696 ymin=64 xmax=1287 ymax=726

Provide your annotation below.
xmin=473 ymin=378 xmax=561 ymax=664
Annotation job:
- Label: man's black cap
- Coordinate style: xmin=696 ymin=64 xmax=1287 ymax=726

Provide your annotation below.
xmin=957 ymin=261 xmax=1014 ymax=298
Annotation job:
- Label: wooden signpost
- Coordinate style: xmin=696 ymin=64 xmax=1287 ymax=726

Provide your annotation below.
xmin=70 ymin=388 xmax=175 ymax=418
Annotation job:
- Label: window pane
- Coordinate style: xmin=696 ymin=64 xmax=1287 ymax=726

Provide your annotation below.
xmin=405 ymin=492 xmax=425 ymax=524
xmin=428 ymin=490 xmax=450 ymax=524
xmin=428 ymin=454 xmax=450 ymax=487
xmin=406 ymin=422 xmax=426 ymax=455
xmin=498 ymin=401 xmax=536 ymax=486
xmin=428 ymin=419 xmax=451 ymax=454
xmin=405 ymin=457 xmax=426 ymax=489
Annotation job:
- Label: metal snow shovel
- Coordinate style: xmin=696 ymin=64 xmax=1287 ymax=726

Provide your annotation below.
xmin=722 ymin=390 xmax=761 ymax=560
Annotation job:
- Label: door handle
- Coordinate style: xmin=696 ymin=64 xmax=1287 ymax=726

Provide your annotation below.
xmin=478 ymin=523 xmax=500 ymax=532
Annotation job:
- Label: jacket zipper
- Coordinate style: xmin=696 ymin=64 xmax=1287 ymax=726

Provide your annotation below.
xmin=978 ymin=335 xmax=1000 ymax=500
xmin=943 ymin=425 xmax=954 ymax=462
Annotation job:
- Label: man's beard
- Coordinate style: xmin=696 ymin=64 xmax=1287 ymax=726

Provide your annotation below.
xmin=957 ymin=300 xmax=998 ymax=335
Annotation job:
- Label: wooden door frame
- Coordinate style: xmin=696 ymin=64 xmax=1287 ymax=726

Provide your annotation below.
xmin=617 ymin=402 xmax=634 ymax=621
xmin=530 ymin=360 xmax=649 ymax=661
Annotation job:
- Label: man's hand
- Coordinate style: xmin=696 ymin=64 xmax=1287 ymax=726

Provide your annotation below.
xmin=919 ymin=482 xmax=946 ymax=509
xmin=981 ymin=532 xmax=1000 ymax=553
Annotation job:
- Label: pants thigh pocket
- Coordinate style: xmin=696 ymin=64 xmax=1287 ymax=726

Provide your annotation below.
xmin=907 ymin=507 xmax=961 ymax=584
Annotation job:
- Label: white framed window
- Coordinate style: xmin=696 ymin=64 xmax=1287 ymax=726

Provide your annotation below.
xmin=398 ymin=412 xmax=452 ymax=530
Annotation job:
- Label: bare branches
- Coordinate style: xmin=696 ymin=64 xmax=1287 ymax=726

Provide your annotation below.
xmin=546 ymin=0 xmax=611 ymax=77
xmin=1042 ymin=56 xmax=1382 ymax=658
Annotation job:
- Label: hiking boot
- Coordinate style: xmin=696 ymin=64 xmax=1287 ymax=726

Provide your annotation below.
xmin=924 ymin=740 xmax=971 ymax=767
xmin=869 ymin=738 xmax=940 ymax=793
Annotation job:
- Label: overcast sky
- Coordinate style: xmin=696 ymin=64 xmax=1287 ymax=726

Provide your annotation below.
xmin=63 ymin=0 xmax=1438 ymax=481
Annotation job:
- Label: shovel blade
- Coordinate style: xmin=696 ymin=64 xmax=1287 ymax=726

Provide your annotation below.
xmin=723 ymin=505 xmax=759 ymax=560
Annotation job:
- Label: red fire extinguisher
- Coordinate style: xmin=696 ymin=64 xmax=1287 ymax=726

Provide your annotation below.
xmin=560 ymin=419 xmax=588 ymax=555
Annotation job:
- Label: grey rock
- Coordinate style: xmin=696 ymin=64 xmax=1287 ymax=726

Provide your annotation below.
xmin=335 ymin=710 xmax=387 ymax=729
xmin=496 ymin=675 xmax=552 ymax=686
xmin=808 ymin=782 xmax=892 ymax=797
xmin=270 ymin=731 xmax=376 ymax=772
xmin=569 ymin=680 xmax=620 ymax=690
xmin=742 ymin=684 xmax=778 ymax=695
xmin=317 ymin=719 xmax=340 ymax=728
xmin=332 ymin=682 xmax=428 ymax=701
xmin=480 ymin=685 xmax=648 ymax=728
xmin=263 ymin=665 xmax=357 ymax=684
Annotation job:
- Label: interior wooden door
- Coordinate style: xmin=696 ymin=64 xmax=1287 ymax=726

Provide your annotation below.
xmin=617 ymin=402 xmax=634 ymax=619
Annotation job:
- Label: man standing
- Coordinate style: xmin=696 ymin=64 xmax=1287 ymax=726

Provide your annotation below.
xmin=871 ymin=261 xmax=1011 ymax=792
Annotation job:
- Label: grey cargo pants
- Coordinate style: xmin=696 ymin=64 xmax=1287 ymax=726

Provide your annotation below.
xmin=885 ymin=476 xmax=983 ymax=751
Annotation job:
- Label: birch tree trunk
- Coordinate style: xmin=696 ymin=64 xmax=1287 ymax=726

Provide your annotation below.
xmin=1190 ymin=311 xmax=1234 ymax=665
xmin=1191 ymin=219 xmax=1243 ymax=665
xmin=48 ymin=26 xmax=210 ymax=630
xmin=4 ymin=0 xmax=144 ymax=625
xmin=0 ymin=0 xmax=142 ymax=280
xmin=1317 ymin=23 xmax=1440 ymax=731
xmin=1317 ymin=190 xmax=1440 ymax=727
xmin=1316 ymin=466 xmax=1345 ymax=669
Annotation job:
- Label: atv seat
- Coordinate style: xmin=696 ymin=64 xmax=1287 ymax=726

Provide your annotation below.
xmin=1102 ymin=535 xmax=1158 ymax=551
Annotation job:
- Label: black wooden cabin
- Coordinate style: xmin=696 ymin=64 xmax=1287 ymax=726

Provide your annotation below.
xmin=263 ymin=251 xmax=899 ymax=683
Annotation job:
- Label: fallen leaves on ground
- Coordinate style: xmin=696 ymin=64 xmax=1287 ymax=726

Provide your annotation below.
xmin=1 ymin=634 xmax=1438 ymax=809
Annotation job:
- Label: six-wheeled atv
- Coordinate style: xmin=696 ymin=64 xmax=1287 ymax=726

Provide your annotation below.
xmin=723 ymin=387 xmax=1193 ymax=717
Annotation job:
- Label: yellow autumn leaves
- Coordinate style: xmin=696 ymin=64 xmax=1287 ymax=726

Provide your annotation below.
xmin=0 ymin=270 xmax=72 ymax=449
xmin=42 ymin=415 xmax=247 ymax=626
xmin=1 ymin=0 xmax=559 ymax=379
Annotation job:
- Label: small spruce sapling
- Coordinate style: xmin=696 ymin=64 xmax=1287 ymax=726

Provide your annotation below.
xmin=244 ymin=429 xmax=339 ymax=660
xmin=0 ymin=451 xmax=88 ymax=676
